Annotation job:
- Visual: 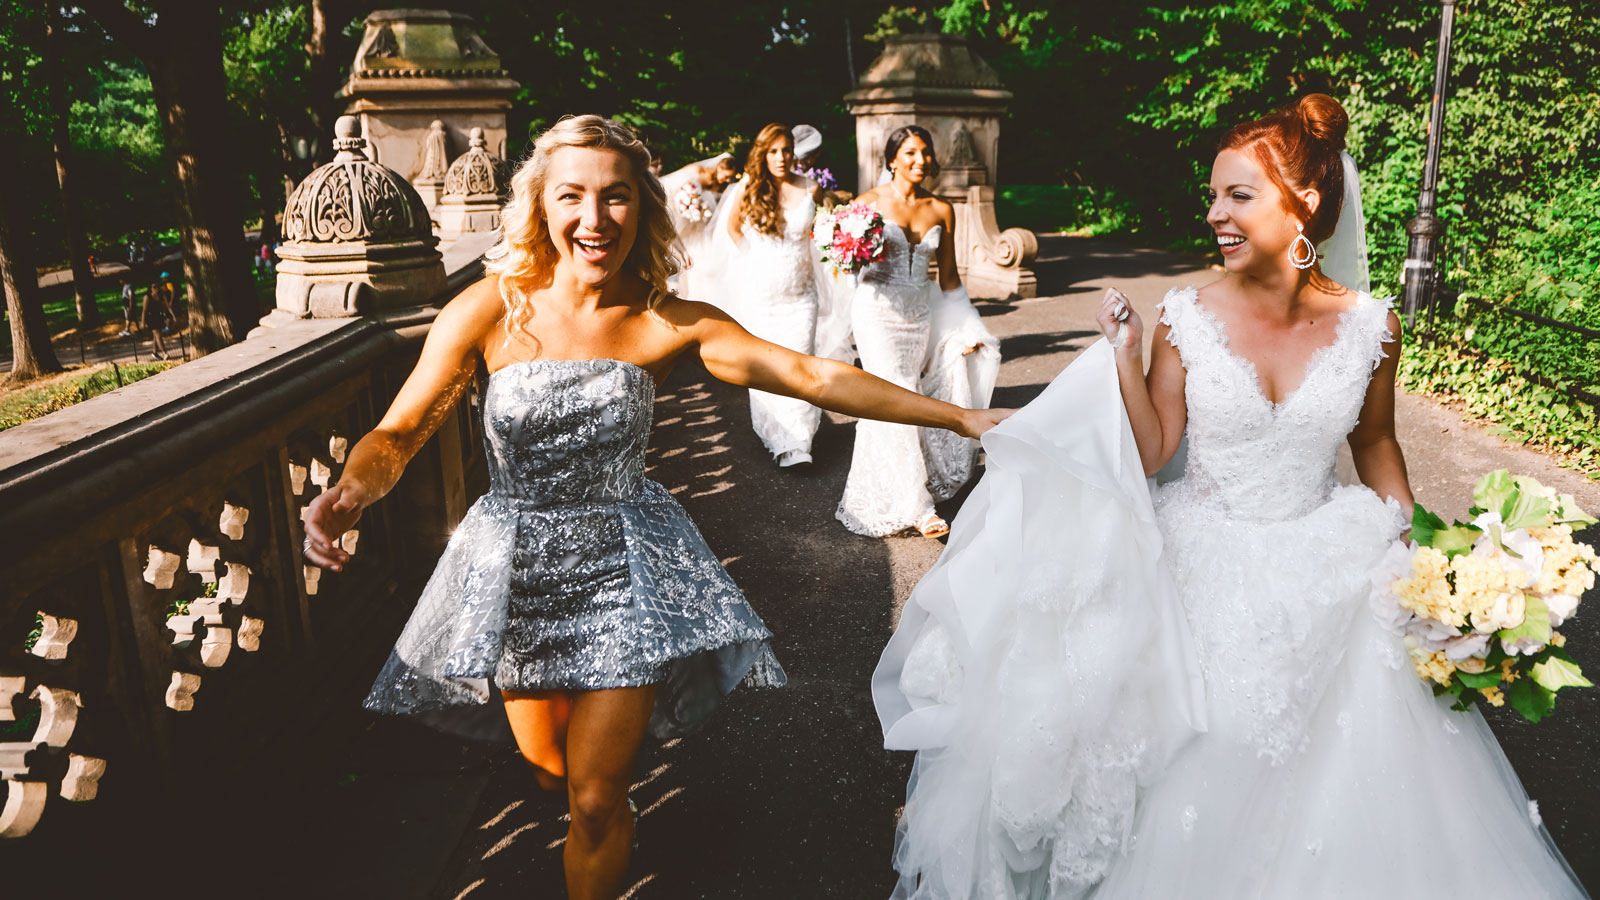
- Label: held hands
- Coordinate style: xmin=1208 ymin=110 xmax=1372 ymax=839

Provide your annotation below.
xmin=302 ymin=482 xmax=367 ymax=571
xmin=1095 ymin=289 xmax=1143 ymax=353
xmin=960 ymin=407 xmax=1015 ymax=439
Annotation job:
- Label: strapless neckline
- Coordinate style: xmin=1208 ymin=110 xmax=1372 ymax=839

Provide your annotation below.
xmin=882 ymin=219 xmax=942 ymax=249
xmin=488 ymin=357 xmax=651 ymax=382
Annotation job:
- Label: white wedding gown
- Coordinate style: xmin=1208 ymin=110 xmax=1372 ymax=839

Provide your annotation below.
xmin=875 ymin=286 xmax=1590 ymax=899
xmin=726 ymin=186 xmax=823 ymax=460
xmin=660 ymin=162 xmax=725 ymax=307
xmin=836 ymin=222 xmax=1000 ymax=535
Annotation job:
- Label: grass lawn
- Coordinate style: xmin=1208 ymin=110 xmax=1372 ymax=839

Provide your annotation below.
xmin=996 ymin=184 xmax=1135 ymax=237
xmin=0 ymin=360 xmax=174 ymax=431
xmin=40 ymin=284 xmax=132 ymax=334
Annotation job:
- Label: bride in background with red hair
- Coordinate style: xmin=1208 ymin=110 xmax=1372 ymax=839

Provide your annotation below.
xmin=875 ymin=94 xmax=1590 ymax=899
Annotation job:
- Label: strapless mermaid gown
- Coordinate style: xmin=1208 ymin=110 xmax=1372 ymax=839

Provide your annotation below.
xmin=364 ymin=358 xmax=785 ymax=739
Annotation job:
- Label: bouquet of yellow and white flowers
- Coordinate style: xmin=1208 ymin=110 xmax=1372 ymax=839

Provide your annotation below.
xmin=1371 ymin=471 xmax=1597 ymax=722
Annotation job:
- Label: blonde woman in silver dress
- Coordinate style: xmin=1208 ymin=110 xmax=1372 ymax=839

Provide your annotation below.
xmin=301 ymin=115 xmax=1009 ymax=900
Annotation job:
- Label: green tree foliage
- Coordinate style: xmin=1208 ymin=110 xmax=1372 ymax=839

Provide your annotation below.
xmin=917 ymin=0 xmax=1599 ymax=465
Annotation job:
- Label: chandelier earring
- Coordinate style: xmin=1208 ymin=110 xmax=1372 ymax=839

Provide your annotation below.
xmin=1288 ymin=221 xmax=1317 ymax=269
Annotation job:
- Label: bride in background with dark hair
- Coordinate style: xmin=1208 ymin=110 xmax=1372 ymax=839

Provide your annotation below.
xmin=838 ymin=124 xmax=999 ymax=538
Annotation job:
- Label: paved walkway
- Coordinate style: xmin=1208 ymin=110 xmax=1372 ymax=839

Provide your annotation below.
xmin=8 ymin=236 xmax=1593 ymax=898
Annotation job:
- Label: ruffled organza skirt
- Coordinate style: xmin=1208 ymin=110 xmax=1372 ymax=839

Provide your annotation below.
xmin=875 ymin=341 xmax=1590 ymax=899
xmin=364 ymin=480 xmax=785 ymax=741
xmin=874 ymin=341 xmax=1207 ymax=897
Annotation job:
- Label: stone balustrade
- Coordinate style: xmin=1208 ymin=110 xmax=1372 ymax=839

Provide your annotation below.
xmin=0 ymin=233 xmax=495 ymax=839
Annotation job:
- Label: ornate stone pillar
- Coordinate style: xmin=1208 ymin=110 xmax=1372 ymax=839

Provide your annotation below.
xmin=437 ymin=127 xmax=507 ymax=240
xmin=846 ymin=33 xmax=1038 ymax=300
xmin=339 ymin=10 xmax=520 ymax=194
xmin=260 ymin=116 xmax=446 ymax=329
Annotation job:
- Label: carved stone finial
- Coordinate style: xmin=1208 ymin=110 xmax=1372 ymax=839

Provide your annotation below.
xmin=332 ymin=115 xmax=368 ymax=159
xmin=262 ymin=114 xmax=447 ymax=329
xmin=442 ymin=131 xmax=504 ymax=199
xmin=438 ymin=125 xmax=507 ymax=238
xmin=416 ymin=120 xmax=449 ymax=182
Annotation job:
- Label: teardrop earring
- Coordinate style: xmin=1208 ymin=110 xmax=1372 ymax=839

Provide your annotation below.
xmin=1288 ymin=222 xmax=1317 ymax=269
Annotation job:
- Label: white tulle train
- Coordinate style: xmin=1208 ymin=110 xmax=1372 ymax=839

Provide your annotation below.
xmin=874 ymin=340 xmax=1207 ymax=898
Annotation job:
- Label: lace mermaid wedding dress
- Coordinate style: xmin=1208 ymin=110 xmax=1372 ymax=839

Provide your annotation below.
xmin=836 ymin=222 xmax=999 ymax=535
xmin=875 ymin=287 xmax=1590 ymax=899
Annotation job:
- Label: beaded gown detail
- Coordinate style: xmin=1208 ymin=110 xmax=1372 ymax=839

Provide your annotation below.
xmin=364 ymin=359 xmax=785 ymax=740
xmin=875 ymin=287 xmax=1589 ymax=898
xmin=837 ymin=222 xmax=999 ymax=536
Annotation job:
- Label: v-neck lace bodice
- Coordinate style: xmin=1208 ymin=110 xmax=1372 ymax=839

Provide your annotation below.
xmin=1158 ymin=286 xmax=1393 ymax=521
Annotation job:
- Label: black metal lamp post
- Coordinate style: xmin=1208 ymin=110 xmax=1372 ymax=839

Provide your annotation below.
xmin=1402 ymin=0 xmax=1459 ymax=326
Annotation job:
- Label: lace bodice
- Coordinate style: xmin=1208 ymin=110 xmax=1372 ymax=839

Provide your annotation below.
xmin=1158 ymin=287 xmax=1393 ymax=521
xmin=482 ymin=359 xmax=653 ymax=505
xmin=860 ymin=221 xmax=940 ymax=289
xmin=734 ymin=190 xmax=816 ymax=305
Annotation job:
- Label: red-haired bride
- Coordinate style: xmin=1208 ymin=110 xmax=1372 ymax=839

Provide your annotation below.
xmin=875 ymin=94 xmax=1590 ymax=899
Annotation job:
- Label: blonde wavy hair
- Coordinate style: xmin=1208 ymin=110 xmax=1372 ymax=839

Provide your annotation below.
xmin=483 ymin=115 xmax=680 ymax=344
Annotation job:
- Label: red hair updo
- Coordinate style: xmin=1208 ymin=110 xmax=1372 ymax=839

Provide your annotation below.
xmin=1218 ymin=93 xmax=1349 ymax=243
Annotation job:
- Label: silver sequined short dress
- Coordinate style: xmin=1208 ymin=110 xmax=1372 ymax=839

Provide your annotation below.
xmin=364 ymin=359 xmax=786 ymax=738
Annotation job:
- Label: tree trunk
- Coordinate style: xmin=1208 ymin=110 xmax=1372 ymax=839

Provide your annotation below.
xmin=0 ymin=160 xmax=64 ymax=384
xmin=46 ymin=7 xmax=102 ymax=330
xmin=143 ymin=8 xmax=259 ymax=354
xmin=80 ymin=0 xmax=260 ymax=355
xmin=306 ymin=0 xmax=349 ymax=166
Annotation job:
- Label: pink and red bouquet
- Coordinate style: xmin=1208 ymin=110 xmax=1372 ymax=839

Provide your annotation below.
xmin=813 ymin=202 xmax=886 ymax=277
xmin=672 ymin=180 xmax=713 ymax=223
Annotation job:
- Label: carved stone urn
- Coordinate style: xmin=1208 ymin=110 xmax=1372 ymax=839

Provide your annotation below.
xmin=262 ymin=116 xmax=446 ymax=327
xmin=846 ymin=33 xmax=1038 ymax=300
xmin=437 ymin=127 xmax=507 ymax=239
xmin=339 ymin=9 xmax=520 ymax=188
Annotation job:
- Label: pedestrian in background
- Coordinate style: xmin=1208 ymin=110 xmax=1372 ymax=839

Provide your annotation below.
xmin=119 ymin=276 xmax=137 ymax=337
xmin=140 ymin=284 xmax=169 ymax=360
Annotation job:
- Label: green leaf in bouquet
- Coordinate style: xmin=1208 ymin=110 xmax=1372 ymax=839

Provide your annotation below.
xmin=1497 ymin=594 xmax=1553 ymax=646
xmin=1530 ymin=656 xmax=1593 ymax=692
xmin=1456 ymin=669 xmax=1503 ymax=689
xmin=1473 ymin=470 xmax=1517 ymax=515
xmin=1411 ymin=505 xmax=1481 ymax=556
xmin=1501 ymin=480 xmax=1554 ymax=530
xmin=1506 ymin=678 xmax=1557 ymax=723
xmin=1553 ymin=493 xmax=1598 ymax=526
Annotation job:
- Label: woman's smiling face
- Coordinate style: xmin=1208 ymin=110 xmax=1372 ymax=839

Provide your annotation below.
xmin=543 ymin=145 xmax=640 ymax=288
xmin=1206 ymin=147 xmax=1316 ymax=276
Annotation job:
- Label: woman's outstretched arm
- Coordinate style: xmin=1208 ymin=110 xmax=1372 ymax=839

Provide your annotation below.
xmin=302 ymin=280 xmax=500 ymax=569
xmin=664 ymin=298 xmax=1010 ymax=439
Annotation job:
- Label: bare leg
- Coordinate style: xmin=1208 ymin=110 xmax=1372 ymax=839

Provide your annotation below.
xmin=503 ymin=689 xmax=574 ymax=791
xmin=564 ymin=684 xmax=657 ymax=900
